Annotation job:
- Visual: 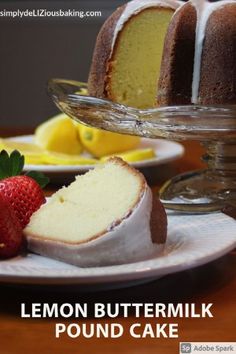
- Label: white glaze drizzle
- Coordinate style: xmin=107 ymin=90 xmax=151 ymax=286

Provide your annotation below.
xmin=191 ymin=0 xmax=236 ymax=104
xmin=111 ymin=0 xmax=182 ymax=51
xmin=27 ymin=186 xmax=164 ymax=267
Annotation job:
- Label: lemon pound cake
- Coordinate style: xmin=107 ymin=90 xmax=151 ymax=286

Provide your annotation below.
xmin=24 ymin=158 xmax=167 ymax=267
xmin=88 ymin=0 xmax=181 ymax=109
xmin=157 ymin=0 xmax=236 ymax=105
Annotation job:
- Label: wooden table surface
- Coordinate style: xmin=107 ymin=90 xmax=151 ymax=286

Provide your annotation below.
xmin=0 ymin=128 xmax=235 ymax=354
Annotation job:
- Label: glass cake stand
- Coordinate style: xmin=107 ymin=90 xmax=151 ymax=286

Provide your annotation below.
xmin=48 ymin=78 xmax=236 ymax=213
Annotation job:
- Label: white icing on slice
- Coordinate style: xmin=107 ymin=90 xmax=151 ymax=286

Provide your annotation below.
xmin=27 ymin=187 xmax=164 ymax=267
xmin=111 ymin=0 xmax=182 ymax=51
xmin=191 ymin=0 xmax=236 ymax=104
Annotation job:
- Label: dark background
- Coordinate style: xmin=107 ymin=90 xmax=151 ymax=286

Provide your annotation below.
xmin=0 ymin=0 xmax=214 ymax=128
xmin=0 ymin=1 xmax=127 ymax=127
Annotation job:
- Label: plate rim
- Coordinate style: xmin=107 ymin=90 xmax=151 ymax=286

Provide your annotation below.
xmin=7 ymin=135 xmax=185 ymax=172
xmin=0 ymin=240 xmax=235 ymax=286
xmin=0 ymin=213 xmax=235 ymax=285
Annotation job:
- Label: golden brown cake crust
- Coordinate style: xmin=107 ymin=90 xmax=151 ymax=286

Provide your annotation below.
xmin=25 ymin=190 xmax=167 ymax=246
xmin=105 ymin=7 xmax=177 ymax=103
xmin=150 ymin=192 xmax=167 ymax=244
xmin=157 ymin=1 xmax=236 ymax=106
xmin=24 ymin=157 xmax=146 ymax=245
xmin=199 ymin=4 xmax=236 ymax=104
xmin=88 ymin=5 xmax=126 ymax=98
xmin=24 ymin=157 xmax=167 ymax=246
xmin=157 ymin=2 xmax=196 ymax=106
xmin=88 ymin=4 xmax=177 ymax=103
xmin=108 ymin=158 xmax=167 ymax=246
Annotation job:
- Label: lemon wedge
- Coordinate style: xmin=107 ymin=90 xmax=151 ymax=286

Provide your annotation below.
xmin=35 ymin=113 xmax=82 ymax=155
xmin=100 ymin=148 xmax=156 ymax=163
xmin=75 ymin=87 xmax=88 ymax=96
xmin=43 ymin=151 xmax=99 ymax=165
xmin=77 ymin=125 xmax=140 ymax=158
xmin=0 ymin=138 xmax=44 ymax=164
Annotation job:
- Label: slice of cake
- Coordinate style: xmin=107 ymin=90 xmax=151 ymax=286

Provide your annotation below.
xmin=24 ymin=158 xmax=167 ymax=267
xmin=88 ymin=0 xmax=181 ymax=109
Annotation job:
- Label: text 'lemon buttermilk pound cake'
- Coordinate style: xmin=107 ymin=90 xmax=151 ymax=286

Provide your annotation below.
xmin=24 ymin=158 xmax=167 ymax=267
xmin=88 ymin=0 xmax=236 ymax=107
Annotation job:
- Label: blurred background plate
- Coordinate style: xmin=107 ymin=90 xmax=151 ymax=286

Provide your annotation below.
xmin=8 ymin=135 xmax=184 ymax=185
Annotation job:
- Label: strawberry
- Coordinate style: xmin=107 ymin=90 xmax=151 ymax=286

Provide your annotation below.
xmin=0 ymin=175 xmax=46 ymax=229
xmin=0 ymin=150 xmax=49 ymax=229
xmin=0 ymin=193 xmax=23 ymax=258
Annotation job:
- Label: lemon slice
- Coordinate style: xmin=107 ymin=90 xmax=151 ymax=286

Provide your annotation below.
xmin=43 ymin=151 xmax=99 ymax=165
xmin=75 ymin=88 xmax=88 ymax=95
xmin=0 ymin=138 xmax=45 ymax=165
xmin=77 ymin=125 xmax=140 ymax=158
xmin=35 ymin=113 xmax=82 ymax=155
xmin=100 ymin=148 xmax=156 ymax=163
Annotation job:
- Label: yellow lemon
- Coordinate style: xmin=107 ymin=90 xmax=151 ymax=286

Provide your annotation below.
xmin=35 ymin=113 xmax=82 ymax=155
xmin=78 ymin=125 xmax=140 ymax=158
xmin=43 ymin=151 xmax=99 ymax=165
xmin=100 ymin=148 xmax=156 ymax=163
xmin=0 ymin=138 xmax=45 ymax=164
xmin=75 ymin=87 xmax=88 ymax=96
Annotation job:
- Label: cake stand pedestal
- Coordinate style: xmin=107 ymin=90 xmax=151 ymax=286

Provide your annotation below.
xmin=48 ymin=79 xmax=236 ymax=213
xmin=160 ymin=142 xmax=236 ymax=212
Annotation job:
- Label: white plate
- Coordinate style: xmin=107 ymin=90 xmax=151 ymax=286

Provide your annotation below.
xmin=8 ymin=135 xmax=184 ymax=173
xmin=0 ymin=212 xmax=235 ymax=288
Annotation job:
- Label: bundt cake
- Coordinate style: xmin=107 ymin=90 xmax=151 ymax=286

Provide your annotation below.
xmin=88 ymin=0 xmax=236 ymax=107
xmin=157 ymin=0 xmax=236 ymax=105
xmin=24 ymin=158 xmax=167 ymax=267
xmin=88 ymin=0 xmax=181 ymax=109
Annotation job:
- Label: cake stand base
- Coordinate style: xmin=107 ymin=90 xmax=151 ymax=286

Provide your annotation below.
xmin=159 ymin=142 xmax=236 ymax=212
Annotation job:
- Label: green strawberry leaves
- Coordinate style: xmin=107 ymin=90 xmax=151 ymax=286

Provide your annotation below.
xmin=0 ymin=150 xmax=24 ymax=179
xmin=9 ymin=150 xmax=25 ymax=176
xmin=0 ymin=150 xmax=10 ymax=179
xmin=25 ymin=171 xmax=49 ymax=189
xmin=0 ymin=150 xmax=49 ymax=188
